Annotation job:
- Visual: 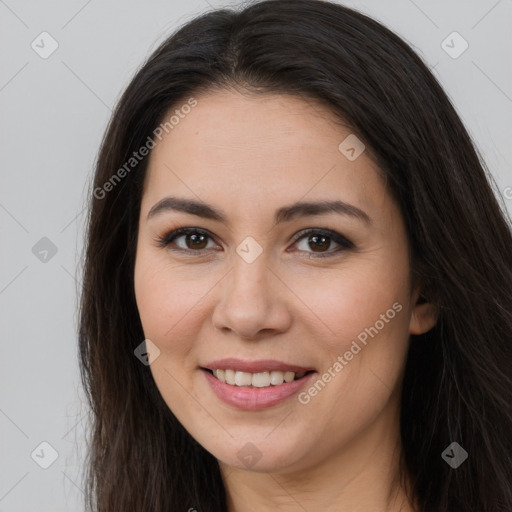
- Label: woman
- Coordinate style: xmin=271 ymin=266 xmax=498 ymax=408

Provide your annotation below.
xmin=79 ymin=0 xmax=512 ymax=510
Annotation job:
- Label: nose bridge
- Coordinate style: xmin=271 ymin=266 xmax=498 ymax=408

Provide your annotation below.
xmin=227 ymin=231 xmax=272 ymax=291
xmin=228 ymin=244 xmax=272 ymax=306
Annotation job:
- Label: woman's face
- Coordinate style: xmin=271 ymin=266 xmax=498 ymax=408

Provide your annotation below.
xmin=134 ymin=90 xmax=436 ymax=473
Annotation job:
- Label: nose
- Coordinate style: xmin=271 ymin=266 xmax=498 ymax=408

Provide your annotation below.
xmin=211 ymin=251 xmax=293 ymax=340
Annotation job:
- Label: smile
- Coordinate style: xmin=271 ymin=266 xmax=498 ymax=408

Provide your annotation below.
xmin=200 ymin=359 xmax=317 ymax=410
xmin=207 ymin=369 xmax=310 ymax=387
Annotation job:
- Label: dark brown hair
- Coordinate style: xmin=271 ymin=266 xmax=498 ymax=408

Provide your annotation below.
xmin=79 ymin=1 xmax=512 ymax=510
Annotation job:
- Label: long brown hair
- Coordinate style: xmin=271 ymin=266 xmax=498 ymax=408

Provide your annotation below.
xmin=79 ymin=1 xmax=512 ymax=510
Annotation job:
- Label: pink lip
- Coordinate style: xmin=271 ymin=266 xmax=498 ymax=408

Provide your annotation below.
xmin=202 ymin=369 xmax=316 ymax=410
xmin=202 ymin=358 xmax=314 ymax=373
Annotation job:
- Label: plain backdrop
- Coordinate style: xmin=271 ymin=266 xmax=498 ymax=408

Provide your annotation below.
xmin=0 ymin=0 xmax=511 ymax=510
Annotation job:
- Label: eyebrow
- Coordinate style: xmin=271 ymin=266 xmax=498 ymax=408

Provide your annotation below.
xmin=147 ymin=196 xmax=371 ymax=225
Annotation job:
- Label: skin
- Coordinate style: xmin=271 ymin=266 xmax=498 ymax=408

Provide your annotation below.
xmin=134 ymin=89 xmax=438 ymax=512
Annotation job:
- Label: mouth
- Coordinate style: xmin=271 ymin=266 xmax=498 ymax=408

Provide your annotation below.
xmin=200 ymin=360 xmax=317 ymax=410
xmin=201 ymin=368 xmax=316 ymax=388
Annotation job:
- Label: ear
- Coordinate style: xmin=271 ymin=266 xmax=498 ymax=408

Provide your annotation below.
xmin=409 ymin=289 xmax=438 ymax=335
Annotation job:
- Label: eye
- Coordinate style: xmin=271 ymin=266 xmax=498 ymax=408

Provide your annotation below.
xmin=156 ymin=227 xmax=219 ymax=253
xmin=156 ymin=227 xmax=354 ymax=258
xmin=290 ymin=228 xmax=354 ymax=258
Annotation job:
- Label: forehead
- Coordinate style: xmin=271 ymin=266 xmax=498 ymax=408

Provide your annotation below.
xmin=142 ymin=90 xmax=389 ymax=222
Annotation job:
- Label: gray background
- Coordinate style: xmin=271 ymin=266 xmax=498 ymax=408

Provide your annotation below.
xmin=0 ymin=0 xmax=511 ymax=510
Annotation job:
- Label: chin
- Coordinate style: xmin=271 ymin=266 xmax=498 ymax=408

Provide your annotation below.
xmin=201 ymin=430 xmax=312 ymax=473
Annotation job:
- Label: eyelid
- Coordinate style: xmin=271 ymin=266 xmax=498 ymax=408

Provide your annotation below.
xmin=157 ymin=227 xmax=220 ymax=250
xmin=288 ymin=228 xmax=354 ymax=258
xmin=290 ymin=227 xmax=353 ymax=247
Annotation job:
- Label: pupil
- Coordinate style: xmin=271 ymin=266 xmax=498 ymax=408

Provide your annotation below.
xmin=310 ymin=235 xmax=329 ymax=252
xmin=188 ymin=233 xmax=207 ymax=249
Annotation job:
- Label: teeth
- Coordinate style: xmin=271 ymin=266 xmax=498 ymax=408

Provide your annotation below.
xmin=235 ymin=371 xmax=252 ymax=386
xmin=284 ymin=371 xmax=295 ymax=383
xmin=252 ymin=372 xmax=271 ymax=387
xmin=212 ymin=369 xmax=309 ymax=387
xmin=270 ymin=370 xmax=284 ymax=385
xmin=224 ymin=369 xmax=235 ymax=385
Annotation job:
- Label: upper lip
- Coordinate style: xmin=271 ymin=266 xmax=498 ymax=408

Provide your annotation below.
xmin=202 ymin=358 xmax=315 ymax=373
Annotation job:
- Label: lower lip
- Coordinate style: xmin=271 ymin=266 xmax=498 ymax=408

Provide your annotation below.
xmin=202 ymin=369 xmax=316 ymax=410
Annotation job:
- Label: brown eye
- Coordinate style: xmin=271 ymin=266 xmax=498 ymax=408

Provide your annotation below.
xmin=184 ymin=232 xmax=209 ymax=250
xmin=307 ymin=234 xmax=331 ymax=252
xmin=292 ymin=229 xmax=354 ymax=258
xmin=159 ymin=228 xmax=218 ymax=252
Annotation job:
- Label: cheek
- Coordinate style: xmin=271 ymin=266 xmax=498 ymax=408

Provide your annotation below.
xmin=134 ymin=253 xmax=211 ymax=420
xmin=290 ymin=257 xmax=410 ymax=351
xmin=290 ymin=266 xmax=411 ymax=445
xmin=134 ymin=251 xmax=213 ymax=345
xmin=289 ymin=250 xmax=412 ymax=416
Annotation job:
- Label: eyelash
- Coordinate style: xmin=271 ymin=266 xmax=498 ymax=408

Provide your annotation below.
xmin=155 ymin=227 xmax=354 ymax=259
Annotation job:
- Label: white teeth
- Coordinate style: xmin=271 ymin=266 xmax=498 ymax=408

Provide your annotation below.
xmin=269 ymin=370 xmax=284 ymax=385
xmin=210 ymin=369 xmax=310 ymax=387
xmin=283 ymin=371 xmax=295 ymax=383
xmin=235 ymin=371 xmax=253 ymax=386
xmin=224 ymin=369 xmax=236 ymax=385
xmin=252 ymin=372 xmax=271 ymax=388
xmin=214 ymin=369 xmax=226 ymax=383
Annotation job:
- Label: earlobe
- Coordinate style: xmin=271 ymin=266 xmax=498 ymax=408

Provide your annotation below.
xmin=409 ymin=298 xmax=439 ymax=335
